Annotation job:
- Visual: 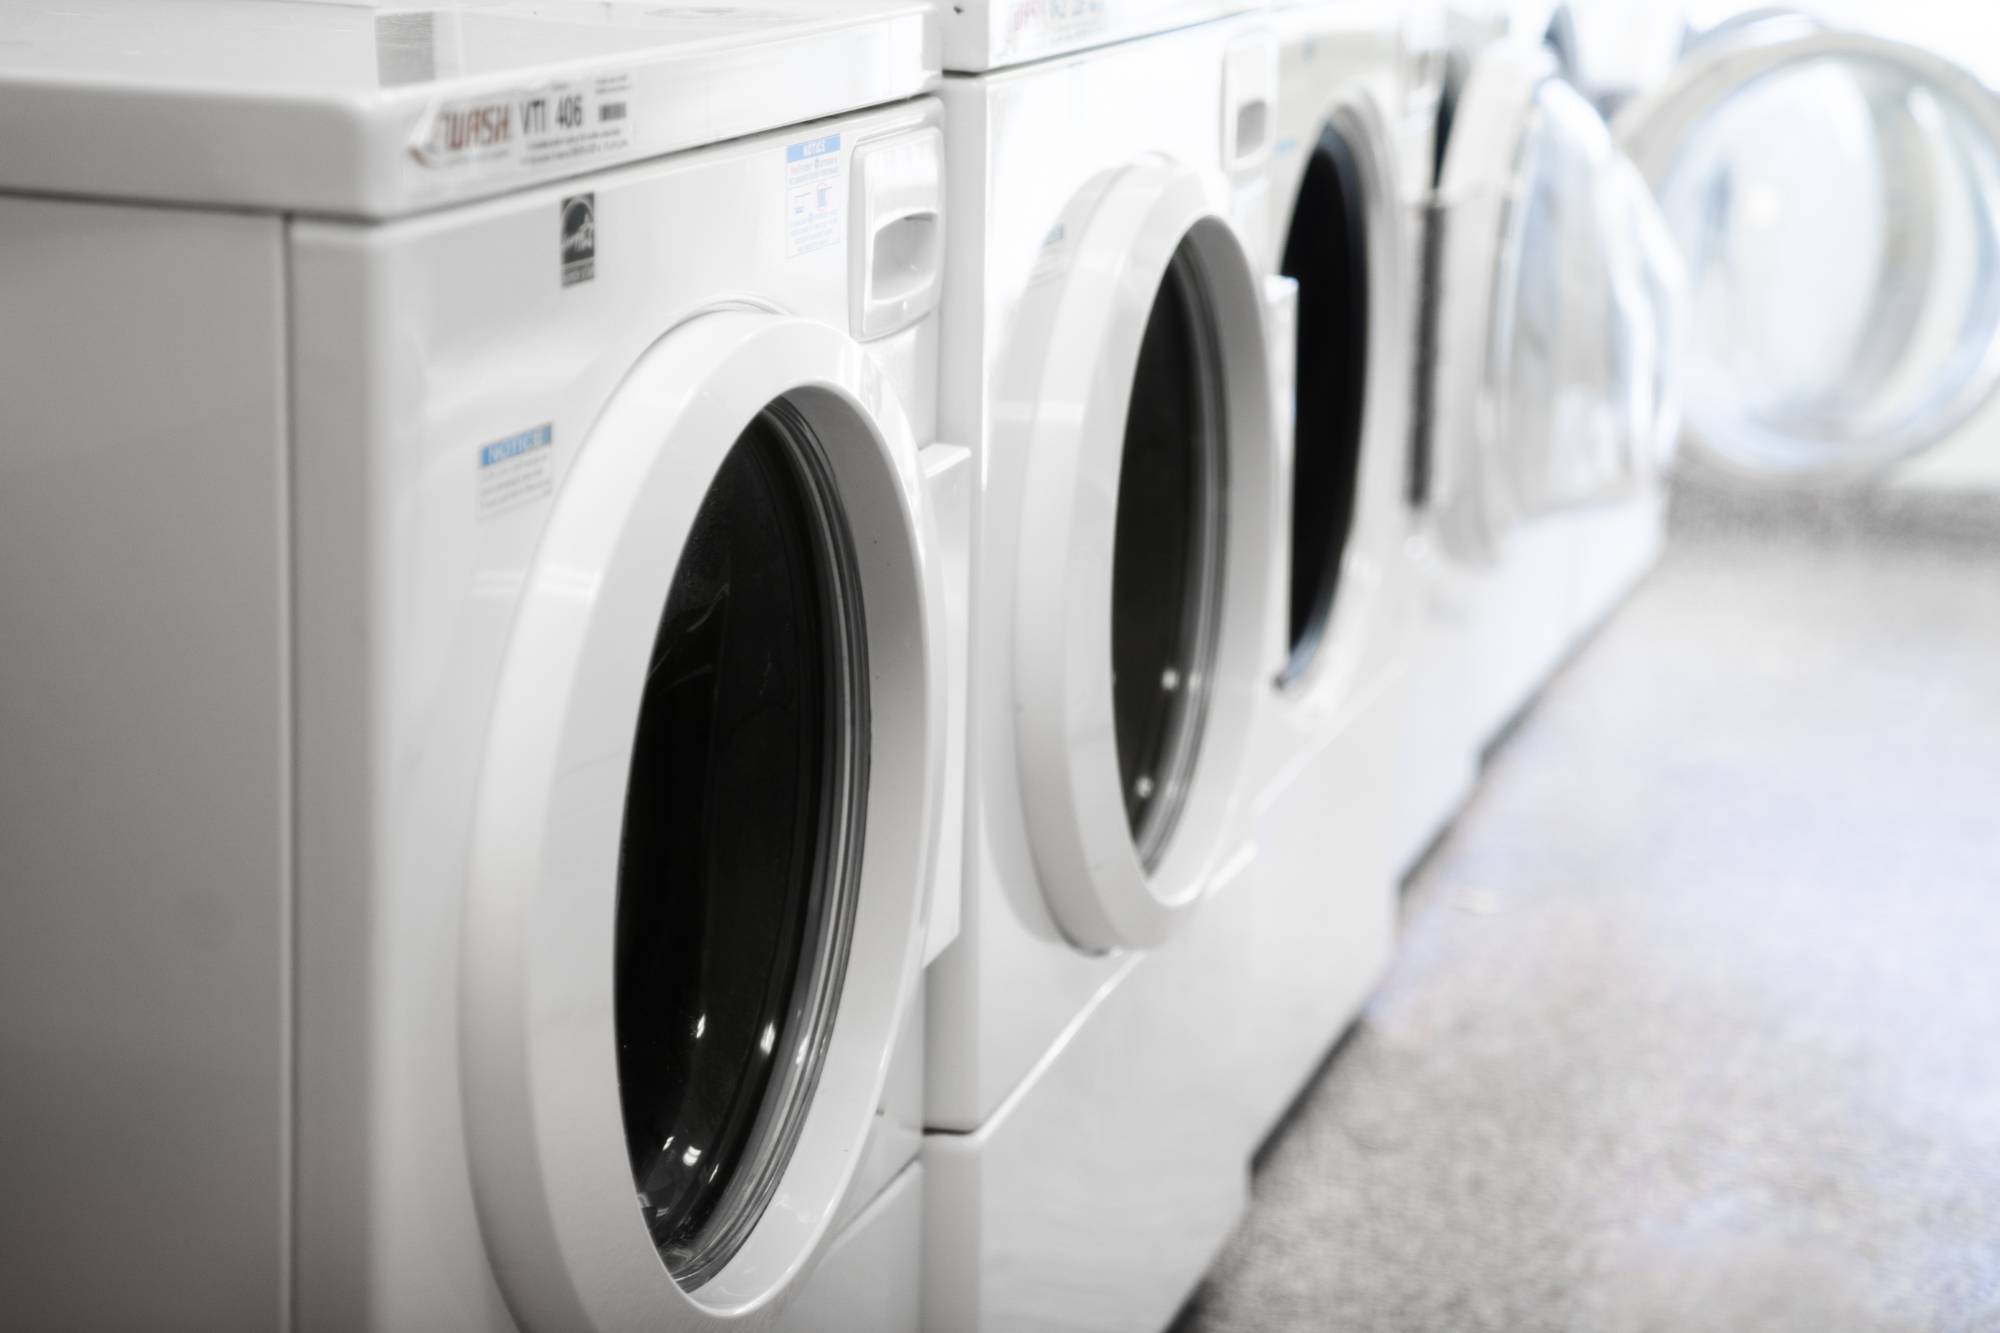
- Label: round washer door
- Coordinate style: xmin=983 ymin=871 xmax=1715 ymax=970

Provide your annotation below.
xmin=1428 ymin=41 xmax=1686 ymax=567
xmin=1010 ymin=161 xmax=1284 ymax=953
xmin=1617 ymin=20 xmax=2000 ymax=481
xmin=1273 ymin=96 xmax=1413 ymax=703
xmin=460 ymin=312 xmax=947 ymax=1330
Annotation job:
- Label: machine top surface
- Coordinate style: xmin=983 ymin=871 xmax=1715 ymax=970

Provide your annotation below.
xmin=0 ymin=0 xmax=937 ymax=216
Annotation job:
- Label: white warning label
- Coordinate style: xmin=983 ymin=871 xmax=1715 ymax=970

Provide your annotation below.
xmin=413 ymin=75 xmax=634 ymax=175
xmin=785 ymin=133 xmax=844 ymax=258
xmin=477 ymin=424 xmax=556 ymax=520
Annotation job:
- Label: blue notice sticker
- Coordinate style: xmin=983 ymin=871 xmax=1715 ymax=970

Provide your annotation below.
xmin=479 ymin=424 xmax=553 ymax=468
xmin=786 ymin=134 xmax=840 ymax=163
xmin=477 ymin=423 xmax=557 ymax=520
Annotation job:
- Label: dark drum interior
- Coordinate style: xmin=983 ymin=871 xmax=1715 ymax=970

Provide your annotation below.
xmin=1541 ymin=7 xmax=1582 ymax=86
xmin=613 ymin=400 xmax=861 ymax=1289
xmin=1110 ymin=238 xmax=1226 ymax=868
xmin=1432 ymin=51 xmax=1464 ymax=189
xmin=1279 ymin=123 xmax=1372 ymax=683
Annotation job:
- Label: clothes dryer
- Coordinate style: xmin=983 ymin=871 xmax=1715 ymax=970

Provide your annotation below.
xmin=921 ymin=10 xmax=1293 ymax=1331
xmin=0 ymin=5 xmax=967 ymax=1331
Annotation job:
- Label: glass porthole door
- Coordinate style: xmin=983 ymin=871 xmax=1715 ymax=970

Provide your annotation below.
xmin=1009 ymin=162 xmax=1286 ymax=953
xmin=1279 ymin=124 xmax=1372 ymax=685
xmin=1617 ymin=18 xmax=2000 ymax=482
xmin=615 ymin=400 xmax=866 ymax=1290
xmin=1431 ymin=16 xmax=2000 ymax=524
xmin=1427 ymin=38 xmax=1687 ymax=568
xmin=1272 ymin=98 xmax=1412 ymax=708
xmin=460 ymin=313 xmax=946 ymax=1330
xmin=1108 ymin=247 xmax=1227 ymax=867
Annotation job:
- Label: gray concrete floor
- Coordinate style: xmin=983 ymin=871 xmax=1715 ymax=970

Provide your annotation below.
xmin=1174 ymin=492 xmax=2000 ymax=1332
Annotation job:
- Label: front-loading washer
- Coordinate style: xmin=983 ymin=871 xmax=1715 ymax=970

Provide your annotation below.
xmin=1394 ymin=2 xmax=2000 ymax=881
xmin=1494 ymin=0 xmax=1686 ymax=674
xmin=920 ymin=7 xmax=1294 ymax=1330
xmin=1362 ymin=0 xmax=1484 ymax=880
xmin=0 ymin=4 xmax=969 ymax=1330
xmin=1389 ymin=1 xmax=1669 ymax=876
xmin=1621 ymin=8 xmax=2000 ymax=489
xmin=1210 ymin=0 xmax=1423 ymax=1149
xmin=1430 ymin=12 xmax=1681 ymax=748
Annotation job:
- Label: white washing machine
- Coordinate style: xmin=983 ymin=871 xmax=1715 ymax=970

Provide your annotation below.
xmin=1426 ymin=7 xmax=1680 ymax=760
xmin=1394 ymin=0 xmax=2000 ymax=878
xmin=1392 ymin=0 xmax=1681 ymax=879
xmin=921 ymin=7 xmax=1295 ymax=1330
xmin=1213 ymin=0 xmax=1421 ymax=1148
xmin=0 ymin=3 xmax=970 ymax=1330
xmin=1626 ymin=7 xmax=2000 ymax=488
xmin=1384 ymin=0 xmax=1492 ymax=878
xmin=1514 ymin=0 xmax=1688 ymax=661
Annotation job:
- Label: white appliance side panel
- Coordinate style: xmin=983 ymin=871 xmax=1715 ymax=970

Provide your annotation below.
xmin=0 ymin=197 xmax=290 ymax=1330
xmin=1390 ymin=594 xmax=1479 ymax=878
xmin=774 ymin=1163 xmax=924 ymax=1333
xmin=1233 ymin=679 xmax=1402 ymax=1147
xmin=1470 ymin=515 xmax=1577 ymax=751
xmin=922 ymin=885 xmax=1255 ymax=1333
xmin=1564 ymin=491 xmax=1665 ymax=647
